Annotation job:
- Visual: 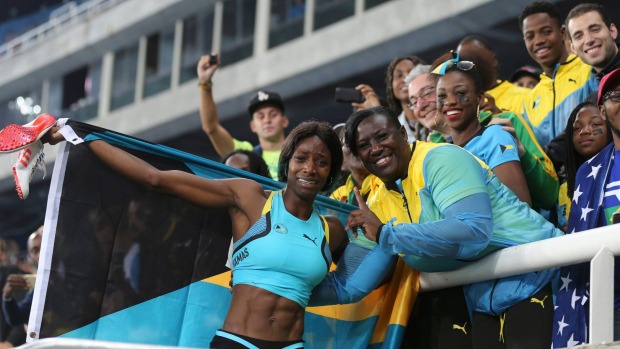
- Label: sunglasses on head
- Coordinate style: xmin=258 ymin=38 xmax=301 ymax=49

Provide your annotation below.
xmin=431 ymin=51 xmax=475 ymax=76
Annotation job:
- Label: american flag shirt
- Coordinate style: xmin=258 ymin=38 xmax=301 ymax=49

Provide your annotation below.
xmin=552 ymin=143 xmax=619 ymax=348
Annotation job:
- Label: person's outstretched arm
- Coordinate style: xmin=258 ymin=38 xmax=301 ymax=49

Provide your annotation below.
xmin=347 ymin=146 xmax=494 ymax=260
xmin=46 ymin=128 xmax=264 ymax=212
xmin=308 ymin=243 xmax=396 ymax=306
xmin=371 ymin=193 xmax=493 ymax=259
xmin=197 ymin=53 xmax=235 ymax=157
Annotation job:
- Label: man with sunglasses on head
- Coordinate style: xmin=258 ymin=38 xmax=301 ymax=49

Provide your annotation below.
xmin=519 ymin=1 xmax=598 ymax=149
xmin=553 ymin=67 xmax=620 ymax=347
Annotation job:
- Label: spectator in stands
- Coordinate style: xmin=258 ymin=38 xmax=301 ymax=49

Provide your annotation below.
xmin=404 ymin=64 xmax=451 ymax=143
xmin=0 ymin=240 xmax=9 ymax=269
xmin=449 ymin=48 xmax=559 ymax=212
xmin=566 ymin=3 xmax=620 ymax=80
xmin=553 ymin=69 xmax=620 ymax=348
xmin=545 ymin=2 xmax=618 ymax=206
xmin=510 ymin=65 xmax=542 ymax=89
xmin=333 ymin=105 xmax=561 ymax=349
xmin=519 ymin=1 xmax=598 ymax=148
xmin=329 ymin=123 xmax=379 ymax=208
xmin=457 ymin=35 xmax=531 ymax=116
xmin=556 ymin=100 xmax=612 ymax=232
xmin=431 ymin=51 xmax=532 ymax=206
xmin=405 ymin=66 xmax=469 ymax=348
xmin=553 ymin=68 xmax=620 ymax=346
xmin=353 ymin=56 xmax=427 ymax=143
xmin=197 ymin=54 xmax=288 ymax=181
xmin=4 ymin=242 xmax=18 ymax=270
xmin=2 ymin=228 xmax=41 ymax=327
xmin=0 ymin=238 xmax=25 ymax=348
xmin=221 ymin=150 xmax=271 ymax=179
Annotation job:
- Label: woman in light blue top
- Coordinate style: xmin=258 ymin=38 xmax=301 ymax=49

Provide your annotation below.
xmin=432 ymin=51 xmax=532 ymax=206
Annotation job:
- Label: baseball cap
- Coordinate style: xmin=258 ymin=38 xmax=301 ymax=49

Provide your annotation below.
xmin=247 ymin=90 xmax=285 ymax=116
xmin=509 ymin=65 xmax=542 ymax=83
xmin=597 ymin=68 xmax=620 ymax=105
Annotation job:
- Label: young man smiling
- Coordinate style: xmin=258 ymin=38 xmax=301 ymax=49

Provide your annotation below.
xmin=566 ymin=3 xmax=620 ymax=79
xmin=519 ymin=1 xmax=598 ymax=148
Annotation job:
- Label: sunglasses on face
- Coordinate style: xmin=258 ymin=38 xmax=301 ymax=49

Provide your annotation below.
xmin=603 ymin=90 xmax=620 ymax=103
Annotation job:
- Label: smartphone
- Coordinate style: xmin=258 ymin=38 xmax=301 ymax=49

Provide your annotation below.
xmin=209 ymin=54 xmax=218 ymax=65
xmin=23 ymin=274 xmax=36 ymax=289
xmin=335 ymin=87 xmax=363 ymax=104
xmin=613 ymin=212 xmax=620 ymax=224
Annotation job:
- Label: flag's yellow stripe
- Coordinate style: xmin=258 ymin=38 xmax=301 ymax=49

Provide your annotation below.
xmin=201 ymin=259 xmax=420 ymax=331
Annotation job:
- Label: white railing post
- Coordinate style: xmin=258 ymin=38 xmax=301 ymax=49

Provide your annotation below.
xmin=589 ymin=246 xmax=615 ymax=344
xmin=212 ymin=1 xmax=223 ymax=53
xmin=98 ymin=51 xmax=114 ymax=117
xmin=135 ymin=36 xmax=147 ymax=102
xmin=304 ymin=0 xmax=315 ymax=36
xmin=355 ymin=0 xmax=364 ymax=16
xmin=253 ymin=0 xmax=270 ymax=57
xmin=171 ymin=19 xmax=184 ymax=89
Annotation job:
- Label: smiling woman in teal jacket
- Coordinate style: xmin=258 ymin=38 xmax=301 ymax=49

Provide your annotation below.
xmin=310 ymin=105 xmax=562 ymax=349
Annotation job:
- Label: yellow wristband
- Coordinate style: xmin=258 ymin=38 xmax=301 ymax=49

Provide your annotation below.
xmin=198 ymin=81 xmax=213 ymax=91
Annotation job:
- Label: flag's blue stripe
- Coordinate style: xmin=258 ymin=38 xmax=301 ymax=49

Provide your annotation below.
xmin=60 ymin=280 xmax=400 ymax=349
xmin=60 ymin=282 xmax=229 ymax=347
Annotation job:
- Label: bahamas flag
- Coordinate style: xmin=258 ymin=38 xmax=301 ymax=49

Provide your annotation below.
xmin=28 ymin=120 xmax=419 ymax=348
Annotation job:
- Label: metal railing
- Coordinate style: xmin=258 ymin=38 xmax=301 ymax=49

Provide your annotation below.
xmin=0 ymin=0 xmax=127 ymax=61
xmin=419 ymin=223 xmax=620 ymax=345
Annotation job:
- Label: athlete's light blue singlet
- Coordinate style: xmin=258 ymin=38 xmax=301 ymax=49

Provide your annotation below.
xmin=231 ymin=190 xmax=332 ymax=308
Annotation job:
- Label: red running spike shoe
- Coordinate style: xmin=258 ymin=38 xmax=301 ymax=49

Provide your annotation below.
xmin=0 ymin=113 xmax=56 ymax=153
xmin=12 ymin=140 xmax=45 ymax=200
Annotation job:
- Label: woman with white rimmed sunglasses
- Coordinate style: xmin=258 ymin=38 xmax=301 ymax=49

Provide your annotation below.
xmin=431 ymin=51 xmax=532 ymax=207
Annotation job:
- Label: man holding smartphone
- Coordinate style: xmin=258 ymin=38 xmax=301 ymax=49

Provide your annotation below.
xmin=196 ymin=53 xmax=288 ymax=181
xmin=2 ymin=228 xmax=41 ymax=328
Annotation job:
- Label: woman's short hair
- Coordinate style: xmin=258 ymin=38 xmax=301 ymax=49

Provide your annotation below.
xmin=278 ymin=121 xmax=343 ymax=190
